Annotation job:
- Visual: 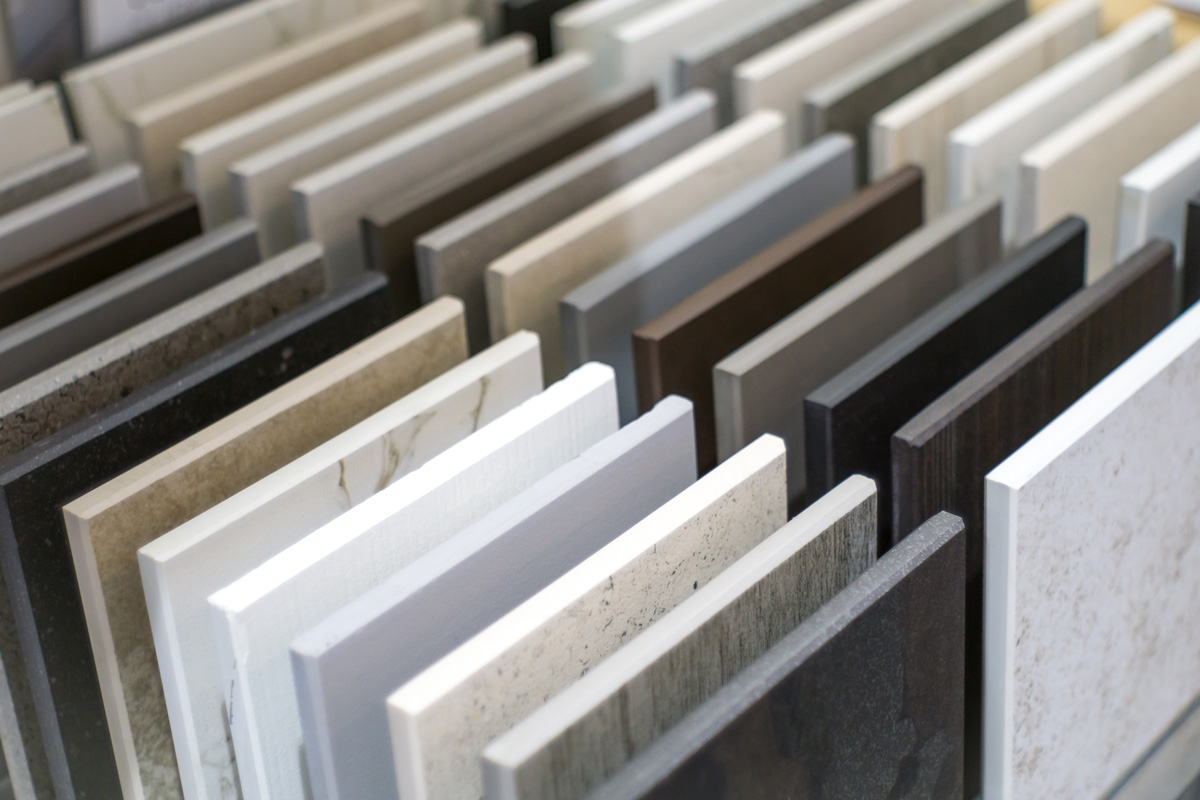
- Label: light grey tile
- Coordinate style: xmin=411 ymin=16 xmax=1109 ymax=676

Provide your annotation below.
xmin=0 ymin=144 xmax=92 ymax=217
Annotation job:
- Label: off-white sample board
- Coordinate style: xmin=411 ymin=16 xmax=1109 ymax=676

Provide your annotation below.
xmin=0 ymin=80 xmax=32 ymax=108
xmin=0 ymin=85 xmax=72 ymax=176
xmin=552 ymin=0 xmax=673 ymax=89
xmin=1116 ymin=121 xmax=1200 ymax=268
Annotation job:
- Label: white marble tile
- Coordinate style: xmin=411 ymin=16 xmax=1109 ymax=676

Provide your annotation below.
xmin=985 ymin=301 xmax=1200 ymax=800
xmin=387 ymin=434 xmax=787 ymax=800
xmin=138 ymin=332 xmax=542 ymax=800
xmin=1116 ymin=120 xmax=1200 ymax=269
xmin=0 ymin=85 xmax=71 ymax=176
xmin=290 ymin=395 xmax=695 ymax=800
xmin=486 ymin=109 xmax=786 ymax=381
xmin=293 ymin=49 xmax=589 ymax=281
xmin=233 ymin=37 xmax=532 ymax=257
xmin=553 ymin=0 xmax=672 ymax=89
xmin=948 ymin=10 xmax=1172 ymax=247
xmin=207 ymin=363 xmax=618 ymax=800
xmin=869 ymin=0 xmax=1099 ymax=217
xmin=181 ymin=19 xmax=481 ymax=228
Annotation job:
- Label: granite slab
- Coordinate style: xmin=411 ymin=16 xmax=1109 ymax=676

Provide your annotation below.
xmin=484 ymin=474 xmax=877 ymax=800
xmin=893 ymin=239 xmax=1175 ymax=795
xmin=1117 ymin=122 xmax=1200 ymax=270
xmin=947 ymin=9 xmax=1171 ymax=244
xmin=1187 ymin=195 xmax=1200 ymax=307
xmin=802 ymin=0 xmax=1026 ymax=183
xmin=488 ymin=110 xmax=786 ymax=381
xmin=387 ymin=433 xmax=786 ymax=800
xmin=0 ymin=242 xmax=326 ymax=462
xmin=0 ymin=193 xmax=201 ymax=332
xmin=140 ymin=332 xmax=542 ymax=800
xmin=984 ymin=298 xmax=1200 ymax=799
xmin=633 ymin=166 xmax=923 ymax=474
xmin=232 ymin=37 xmax=533 ymax=257
xmin=1017 ymin=38 xmax=1200 ymax=279
xmin=208 ymin=364 xmax=618 ymax=800
xmin=869 ymin=0 xmax=1098 ymax=216
xmin=0 ymin=219 xmax=258 ymax=391
xmin=61 ymin=298 xmax=466 ymax=799
xmin=418 ymin=90 xmax=715 ymax=354
xmin=181 ymin=19 xmax=482 ymax=228
xmin=0 ymin=275 xmax=389 ymax=800
xmin=587 ymin=511 xmax=965 ymax=800
xmin=0 ymin=144 xmax=91 ymax=217
xmin=292 ymin=395 xmax=695 ymax=800
xmin=0 ymin=86 xmax=71 ymax=177
xmin=552 ymin=0 xmax=672 ymax=89
xmin=564 ymin=134 xmax=855 ymax=424
xmin=295 ymin=50 xmax=591 ymax=281
xmin=0 ymin=165 xmax=148 ymax=276
xmin=502 ymin=0 xmax=580 ymax=60
xmin=804 ymin=216 xmax=1086 ymax=553
xmin=363 ymin=82 xmax=656 ymax=319
xmin=714 ymin=193 xmax=1001 ymax=507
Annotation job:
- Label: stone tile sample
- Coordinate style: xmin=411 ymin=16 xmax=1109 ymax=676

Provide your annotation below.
xmin=551 ymin=0 xmax=672 ymax=89
xmin=715 ymin=193 xmax=1001 ymax=506
xmin=141 ymin=333 xmax=543 ymax=800
xmin=0 ymin=86 xmax=71 ymax=176
xmin=292 ymin=395 xmax=696 ymax=800
xmin=1103 ymin=696 xmax=1200 ymax=800
xmin=634 ymin=166 xmax=923 ymax=473
xmin=484 ymin=474 xmax=877 ymax=800
xmin=0 ymin=242 xmax=326 ymax=462
xmin=0 ymin=144 xmax=91 ymax=217
xmin=1187 ymin=195 xmax=1200 ymax=307
xmin=388 ymin=433 xmax=787 ymax=800
xmin=208 ymin=364 xmax=619 ymax=800
xmin=805 ymin=216 xmax=1086 ymax=552
xmin=0 ymin=80 xmax=32 ymax=107
xmin=0 ymin=164 xmax=148 ymax=276
xmin=733 ymin=0 xmax=958 ymax=145
xmin=62 ymin=298 xmax=466 ymax=799
xmin=894 ymin=240 xmax=1173 ymax=793
xmin=0 ymin=193 xmax=201 ymax=331
xmin=589 ymin=511 xmax=965 ymax=800
xmin=363 ymin=82 xmax=656 ymax=318
xmin=0 ymin=219 xmax=259 ymax=391
xmin=564 ymin=134 xmax=855 ymax=424
xmin=948 ymin=10 xmax=1171 ymax=244
xmin=181 ymin=19 xmax=482 ymax=227
xmin=418 ymin=91 xmax=716 ymax=354
xmin=295 ymin=50 xmax=591 ymax=280
xmin=1017 ymin=38 xmax=1200 ymax=279
xmin=0 ymin=276 xmax=389 ymax=800
xmin=502 ymin=0 xmax=579 ymax=60
xmin=984 ymin=300 xmax=1200 ymax=799
xmin=1117 ymin=122 xmax=1200 ymax=269
xmin=488 ymin=110 xmax=787 ymax=380
xmin=802 ymin=0 xmax=1026 ymax=183
xmin=233 ymin=37 xmax=533 ymax=257
xmin=870 ymin=0 xmax=1099 ymax=216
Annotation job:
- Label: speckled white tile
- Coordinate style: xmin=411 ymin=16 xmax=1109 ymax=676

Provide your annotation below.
xmin=553 ymin=0 xmax=672 ymax=89
xmin=0 ymin=85 xmax=71 ymax=176
xmin=139 ymin=332 xmax=542 ymax=800
xmin=1116 ymin=121 xmax=1200 ymax=269
xmin=985 ymin=302 xmax=1200 ymax=800
xmin=387 ymin=434 xmax=787 ymax=800
xmin=208 ymin=363 xmax=618 ymax=800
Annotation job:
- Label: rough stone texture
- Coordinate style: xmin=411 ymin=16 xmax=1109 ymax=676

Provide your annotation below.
xmin=0 ymin=144 xmax=91 ymax=217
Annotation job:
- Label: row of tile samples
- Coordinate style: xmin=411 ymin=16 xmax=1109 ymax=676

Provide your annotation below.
xmin=0 ymin=0 xmax=1197 ymax=798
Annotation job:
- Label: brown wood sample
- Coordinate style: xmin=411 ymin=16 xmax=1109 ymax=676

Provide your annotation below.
xmin=632 ymin=166 xmax=924 ymax=472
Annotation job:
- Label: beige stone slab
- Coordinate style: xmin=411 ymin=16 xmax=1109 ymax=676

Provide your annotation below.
xmin=486 ymin=109 xmax=786 ymax=381
xmin=61 ymin=296 xmax=466 ymax=800
xmin=127 ymin=1 xmax=426 ymax=199
xmin=0 ymin=85 xmax=72 ymax=176
xmin=181 ymin=19 xmax=482 ymax=228
xmin=234 ymin=37 xmax=533 ymax=257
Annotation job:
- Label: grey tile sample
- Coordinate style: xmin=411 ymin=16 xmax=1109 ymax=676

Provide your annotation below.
xmin=417 ymin=91 xmax=716 ymax=354
xmin=802 ymin=0 xmax=1026 ymax=181
xmin=588 ymin=511 xmax=966 ymax=800
xmin=290 ymin=396 xmax=697 ymax=800
xmin=562 ymin=134 xmax=856 ymax=423
xmin=0 ymin=276 xmax=389 ymax=800
xmin=1103 ymin=695 xmax=1200 ymax=800
xmin=0 ymin=220 xmax=261 ymax=389
xmin=0 ymin=144 xmax=91 ymax=217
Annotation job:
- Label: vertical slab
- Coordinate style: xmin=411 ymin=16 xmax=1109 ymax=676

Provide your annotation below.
xmin=387 ymin=434 xmax=787 ymax=800
xmin=551 ymin=0 xmax=672 ymax=90
xmin=0 ymin=144 xmax=92 ymax=217
xmin=0 ymin=86 xmax=71 ymax=176
xmin=634 ymin=166 xmax=923 ymax=474
xmin=502 ymin=0 xmax=579 ymax=60
xmin=1117 ymin=122 xmax=1200 ymax=270
xmin=985 ymin=300 xmax=1200 ymax=799
xmin=1187 ymin=195 xmax=1200 ymax=308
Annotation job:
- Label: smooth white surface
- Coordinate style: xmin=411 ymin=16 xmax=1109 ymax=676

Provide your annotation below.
xmin=1116 ymin=120 xmax=1200 ymax=267
xmin=553 ymin=0 xmax=672 ymax=89
xmin=0 ymin=85 xmax=72 ymax=176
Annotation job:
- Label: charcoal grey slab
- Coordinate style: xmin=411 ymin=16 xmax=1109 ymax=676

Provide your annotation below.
xmin=1186 ymin=194 xmax=1199 ymax=309
xmin=291 ymin=395 xmax=697 ymax=800
xmin=802 ymin=0 xmax=1026 ymax=181
xmin=561 ymin=133 xmax=856 ymax=423
xmin=0 ymin=274 xmax=389 ymax=800
xmin=0 ymin=219 xmax=261 ymax=389
xmin=0 ymin=144 xmax=91 ymax=217
xmin=587 ymin=511 xmax=966 ymax=800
